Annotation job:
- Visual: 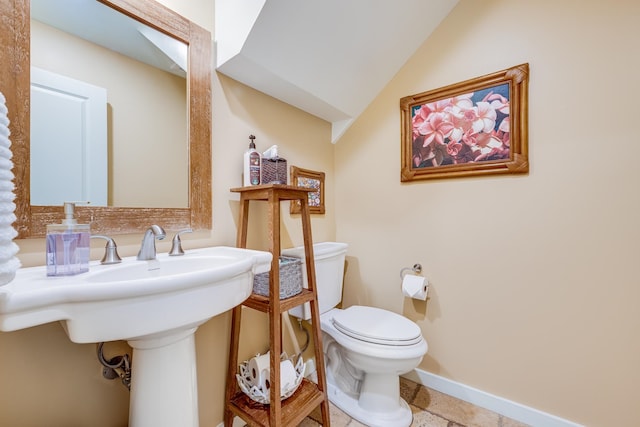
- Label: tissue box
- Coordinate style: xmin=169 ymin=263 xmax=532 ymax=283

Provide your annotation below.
xmin=261 ymin=157 xmax=288 ymax=184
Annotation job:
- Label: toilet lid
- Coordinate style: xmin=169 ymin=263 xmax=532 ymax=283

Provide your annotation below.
xmin=331 ymin=306 xmax=423 ymax=346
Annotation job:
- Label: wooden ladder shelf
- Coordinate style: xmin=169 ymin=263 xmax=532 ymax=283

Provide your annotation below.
xmin=224 ymin=184 xmax=331 ymax=426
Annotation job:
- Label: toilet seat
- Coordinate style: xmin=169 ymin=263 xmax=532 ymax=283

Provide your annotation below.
xmin=331 ymin=306 xmax=423 ymax=346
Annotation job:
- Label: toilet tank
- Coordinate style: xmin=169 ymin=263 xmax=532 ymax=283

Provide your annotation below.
xmin=281 ymin=242 xmax=348 ymax=320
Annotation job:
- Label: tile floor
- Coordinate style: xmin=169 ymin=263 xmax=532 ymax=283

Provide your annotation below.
xmin=301 ymin=377 xmax=530 ymax=427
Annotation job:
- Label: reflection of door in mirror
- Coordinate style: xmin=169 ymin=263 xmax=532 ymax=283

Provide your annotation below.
xmin=31 ymin=66 xmax=108 ymax=206
xmin=30 ymin=0 xmax=189 ymax=208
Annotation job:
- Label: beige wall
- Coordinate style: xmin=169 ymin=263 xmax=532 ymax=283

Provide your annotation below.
xmin=335 ymin=1 xmax=640 ymax=426
xmin=0 ymin=1 xmax=335 ymax=426
xmin=5 ymin=0 xmax=639 ymax=426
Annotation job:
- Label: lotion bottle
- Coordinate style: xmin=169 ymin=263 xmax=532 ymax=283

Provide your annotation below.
xmin=243 ymin=135 xmax=261 ymax=186
xmin=46 ymin=202 xmax=90 ymax=276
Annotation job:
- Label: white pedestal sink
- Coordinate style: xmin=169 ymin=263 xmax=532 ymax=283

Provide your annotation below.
xmin=0 ymin=246 xmax=272 ymax=427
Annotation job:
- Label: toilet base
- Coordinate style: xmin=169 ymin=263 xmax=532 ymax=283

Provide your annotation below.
xmin=326 ymin=381 xmax=412 ymax=427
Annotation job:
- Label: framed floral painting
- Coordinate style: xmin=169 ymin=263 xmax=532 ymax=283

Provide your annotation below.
xmin=290 ymin=166 xmax=325 ymax=214
xmin=400 ymin=63 xmax=529 ymax=182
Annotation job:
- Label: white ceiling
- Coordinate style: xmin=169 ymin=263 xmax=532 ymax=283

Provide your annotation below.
xmin=215 ymin=0 xmax=459 ymax=143
xmin=31 ymin=0 xmax=187 ymax=77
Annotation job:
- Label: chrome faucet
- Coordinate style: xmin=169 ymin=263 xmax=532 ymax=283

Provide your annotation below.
xmin=137 ymin=225 xmax=166 ymax=261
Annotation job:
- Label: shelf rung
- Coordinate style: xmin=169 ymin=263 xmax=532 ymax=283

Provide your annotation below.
xmin=243 ymin=288 xmax=315 ymax=313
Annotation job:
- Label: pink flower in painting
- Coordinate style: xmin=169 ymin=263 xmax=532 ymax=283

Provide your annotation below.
xmin=411 ymin=105 xmax=434 ymax=139
xmin=446 ymin=141 xmax=463 ymax=157
xmin=410 ymin=85 xmax=511 ymax=168
xmin=474 ymin=101 xmax=497 ymax=133
xmin=445 ymin=100 xmax=496 ymax=141
xmin=430 ymin=99 xmax=453 ymax=113
xmin=498 ymin=116 xmax=509 ymax=133
xmin=417 ymin=112 xmax=454 ymax=147
xmin=451 ymin=94 xmax=474 ymax=108
xmin=460 ymin=128 xmax=479 ymax=147
xmin=497 ymin=116 xmax=510 ymax=146
xmin=473 ymin=132 xmax=503 ymax=150
xmin=487 ymin=93 xmax=510 ymax=114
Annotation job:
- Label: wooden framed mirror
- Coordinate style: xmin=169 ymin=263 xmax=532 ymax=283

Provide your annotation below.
xmin=0 ymin=0 xmax=211 ymax=238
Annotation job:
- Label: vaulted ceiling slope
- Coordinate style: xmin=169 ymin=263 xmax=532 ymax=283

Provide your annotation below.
xmin=32 ymin=0 xmax=187 ymax=77
xmin=215 ymin=0 xmax=459 ymax=143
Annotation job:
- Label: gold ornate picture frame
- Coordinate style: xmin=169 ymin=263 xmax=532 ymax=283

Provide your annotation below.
xmin=400 ymin=63 xmax=529 ymax=182
xmin=290 ymin=166 xmax=325 ymax=214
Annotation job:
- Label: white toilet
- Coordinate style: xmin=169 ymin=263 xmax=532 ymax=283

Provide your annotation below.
xmin=282 ymin=242 xmax=428 ymax=427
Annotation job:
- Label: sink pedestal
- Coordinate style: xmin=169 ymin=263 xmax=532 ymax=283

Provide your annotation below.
xmin=128 ymin=327 xmax=200 ymax=427
xmin=0 ymin=246 xmax=273 ymax=426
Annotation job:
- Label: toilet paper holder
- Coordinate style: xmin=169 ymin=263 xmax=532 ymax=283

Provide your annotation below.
xmin=399 ymin=263 xmax=422 ymax=279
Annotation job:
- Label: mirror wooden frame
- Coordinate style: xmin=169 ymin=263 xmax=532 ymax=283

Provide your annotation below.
xmin=0 ymin=0 xmax=212 ymax=238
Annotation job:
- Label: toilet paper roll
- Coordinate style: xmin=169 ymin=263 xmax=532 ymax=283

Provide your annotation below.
xmin=247 ymin=353 xmax=299 ymax=395
xmin=402 ymin=273 xmax=429 ymax=300
xmin=247 ymin=352 xmax=270 ymax=390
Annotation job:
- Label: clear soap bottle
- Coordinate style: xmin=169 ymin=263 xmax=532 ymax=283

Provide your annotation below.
xmin=46 ymin=202 xmax=90 ymax=276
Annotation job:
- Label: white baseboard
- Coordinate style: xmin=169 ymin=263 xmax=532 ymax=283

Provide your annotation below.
xmin=219 ymin=363 xmax=583 ymax=427
xmin=403 ymin=368 xmax=584 ymax=427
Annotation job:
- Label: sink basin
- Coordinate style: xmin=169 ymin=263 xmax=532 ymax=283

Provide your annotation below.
xmin=0 ymin=246 xmax=272 ymax=342
xmin=0 ymin=245 xmax=272 ymax=427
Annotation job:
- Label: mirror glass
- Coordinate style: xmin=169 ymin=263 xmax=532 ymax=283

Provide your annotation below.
xmin=30 ymin=0 xmax=188 ymax=208
xmin=0 ymin=0 xmax=212 ymax=238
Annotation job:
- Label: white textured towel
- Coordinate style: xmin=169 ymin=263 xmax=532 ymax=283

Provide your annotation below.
xmin=0 ymin=92 xmax=20 ymax=286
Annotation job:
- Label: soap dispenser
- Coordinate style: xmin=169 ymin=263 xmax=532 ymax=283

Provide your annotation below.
xmin=46 ymin=202 xmax=90 ymax=276
xmin=243 ymin=134 xmax=261 ymax=186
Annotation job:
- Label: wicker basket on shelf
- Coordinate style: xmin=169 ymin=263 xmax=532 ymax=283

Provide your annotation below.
xmin=253 ymin=256 xmax=302 ymax=299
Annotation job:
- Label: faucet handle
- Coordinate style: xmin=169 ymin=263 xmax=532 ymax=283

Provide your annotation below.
xmin=91 ymin=235 xmax=123 ymax=265
xmin=169 ymin=228 xmax=193 ymax=256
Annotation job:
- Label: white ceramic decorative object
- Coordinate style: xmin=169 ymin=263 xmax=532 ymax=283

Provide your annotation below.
xmin=236 ymin=353 xmax=305 ymax=404
xmin=0 ymin=92 xmax=20 ymax=287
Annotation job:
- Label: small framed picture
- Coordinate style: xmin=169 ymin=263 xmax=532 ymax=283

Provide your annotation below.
xmin=290 ymin=166 xmax=325 ymax=214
